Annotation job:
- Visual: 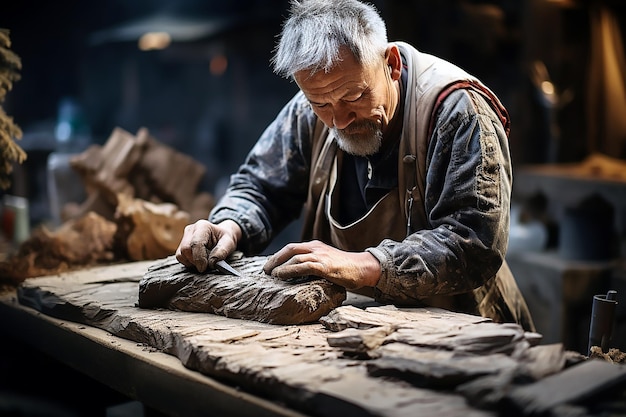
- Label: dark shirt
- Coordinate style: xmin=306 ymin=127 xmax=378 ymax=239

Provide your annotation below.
xmin=338 ymin=60 xmax=408 ymax=225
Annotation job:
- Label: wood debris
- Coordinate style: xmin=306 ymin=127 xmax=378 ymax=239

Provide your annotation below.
xmin=589 ymin=346 xmax=626 ymax=364
xmin=14 ymin=261 xmax=624 ymax=417
xmin=0 ymin=211 xmax=117 ymax=284
xmin=0 ymin=127 xmax=215 ymax=285
xmin=69 ymin=126 xmax=214 ymax=224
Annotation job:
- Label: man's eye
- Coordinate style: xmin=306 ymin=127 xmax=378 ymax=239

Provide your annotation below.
xmin=311 ymin=102 xmax=327 ymax=108
xmin=344 ymin=93 xmax=364 ymax=103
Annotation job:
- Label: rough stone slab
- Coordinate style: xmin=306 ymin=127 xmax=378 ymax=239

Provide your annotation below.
xmin=502 ymin=359 xmax=626 ymax=415
xmin=366 ymin=345 xmax=519 ymax=388
xmin=139 ymin=255 xmax=347 ymax=325
xmin=14 ymin=261 xmax=495 ymax=417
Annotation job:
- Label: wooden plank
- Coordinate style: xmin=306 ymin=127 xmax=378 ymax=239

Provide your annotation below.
xmin=13 ymin=259 xmax=622 ymax=417
xmin=14 ymin=261 xmax=495 ymax=417
xmin=0 ymin=289 xmax=308 ymax=417
xmin=139 ymin=255 xmax=347 ymax=325
xmin=502 ymin=359 xmax=626 ymax=415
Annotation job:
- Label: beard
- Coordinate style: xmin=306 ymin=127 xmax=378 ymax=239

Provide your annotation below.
xmin=332 ymin=120 xmax=382 ymax=157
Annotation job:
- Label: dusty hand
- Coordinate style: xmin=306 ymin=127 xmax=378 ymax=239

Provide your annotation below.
xmin=263 ymin=240 xmax=381 ymax=290
xmin=175 ymin=219 xmax=242 ymax=273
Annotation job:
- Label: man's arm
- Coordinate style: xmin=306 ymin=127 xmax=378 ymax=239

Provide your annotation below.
xmin=209 ymin=92 xmax=317 ymax=255
xmin=370 ymin=89 xmax=512 ymax=303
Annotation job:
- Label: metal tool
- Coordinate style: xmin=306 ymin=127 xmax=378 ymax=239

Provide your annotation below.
xmin=215 ymin=259 xmax=243 ymax=278
xmin=588 ymin=290 xmax=618 ymax=355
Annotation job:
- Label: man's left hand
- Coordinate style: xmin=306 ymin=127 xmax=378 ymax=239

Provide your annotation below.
xmin=263 ymin=240 xmax=381 ymax=290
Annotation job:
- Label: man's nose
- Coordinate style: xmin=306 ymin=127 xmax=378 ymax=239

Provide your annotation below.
xmin=332 ymin=105 xmax=356 ymax=130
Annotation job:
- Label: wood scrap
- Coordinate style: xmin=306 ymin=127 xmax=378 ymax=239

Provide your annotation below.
xmin=0 ymin=211 xmax=117 ymax=284
xmin=590 ymin=346 xmax=626 ymax=364
xmin=326 ymin=325 xmax=395 ymax=356
xmin=501 ymin=359 xmax=626 ymax=416
xmin=320 ymin=304 xmax=489 ymax=332
xmin=366 ymin=347 xmax=519 ymax=389
xmin=389 ymin=322 xmax=532 ymax=355
xmin=69 ymin=126 xmax=214 ymax=224
xmin=12 ymin=262 xmax=624 ymax=417
xmin=114 ymin=193 xmax=189 ymax=261
xmin=320 ymin=305 xmax=535 ymax=355
xmin=138 ymin=255 xmax=347 ymax=325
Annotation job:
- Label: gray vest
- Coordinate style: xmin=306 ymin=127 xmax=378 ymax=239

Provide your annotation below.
xmin=301 ymin=43 xmax=535 ymax=331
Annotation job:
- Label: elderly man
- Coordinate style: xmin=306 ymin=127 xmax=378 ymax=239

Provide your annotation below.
xmin=176 ymin=0 xmax=535 ymax=331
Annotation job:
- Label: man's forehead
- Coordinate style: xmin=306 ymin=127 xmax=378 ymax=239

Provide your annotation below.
xmin=295 ymin=52 xmax=370 ymax=88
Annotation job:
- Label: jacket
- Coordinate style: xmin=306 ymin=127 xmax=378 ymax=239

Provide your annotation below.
xmin=210 ymin=42 xmax=535 ymax=331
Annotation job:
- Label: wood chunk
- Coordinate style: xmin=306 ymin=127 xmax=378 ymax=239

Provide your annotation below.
xmin=502 ymin=359 xmax=626 ymax=415
xmin=138 ymin=256 xmax=347 ymax=325
xmin=515 ymin=343 xmax=567 ymax=380
xmin=320 ymin=304 xmax=488 ymax=332
xmin=0 ymin=212 xmax=116 ymax=283
xmin=321 ymin=305 xmax=531 ymax=356
xmin=367 ymin=346 xmax=519 ymax=389
xmin=114 ymin=193 xmax=189 ymax=261
xmin=326 ymin=325 xmax=395 ymax=355
xmin=389 ymin=322 xmax=529 ymax=355
xmin=69 ymin=127 xmax=214 ymax=224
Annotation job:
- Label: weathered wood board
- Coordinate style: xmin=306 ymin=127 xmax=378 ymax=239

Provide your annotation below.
xmin=139 ymin=255 xmax=346 ymax=325
xmin=14 ymin=260 xmax=625 ymax=417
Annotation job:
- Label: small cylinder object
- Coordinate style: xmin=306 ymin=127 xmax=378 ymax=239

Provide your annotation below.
xmin=2 ymin=195 xmax=30 ymax=245
xmin=588 ymin=290 xmax=618 ymax=355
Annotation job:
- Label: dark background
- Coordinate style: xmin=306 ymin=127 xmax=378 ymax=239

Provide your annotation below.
xmin=2 ymin=0 xmax=624 ymax=228
xmin=1 ymin=1 xmax=626 ymax=416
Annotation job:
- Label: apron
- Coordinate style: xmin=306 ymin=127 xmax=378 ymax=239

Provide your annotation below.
xmin=325 ymin=151 xmax=463 ymax=310
xmin=326 ymin=153 xmax=406 ymax=252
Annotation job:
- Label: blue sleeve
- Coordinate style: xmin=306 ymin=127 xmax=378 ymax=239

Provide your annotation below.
xmin=209 ymin=92 xmax=318 ymax=254
xmin=370 ymin=89 xmax=512 ymax=302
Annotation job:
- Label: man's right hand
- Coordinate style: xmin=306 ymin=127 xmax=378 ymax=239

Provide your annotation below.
xmin=175 ymin=219 xmax=242 ymax=273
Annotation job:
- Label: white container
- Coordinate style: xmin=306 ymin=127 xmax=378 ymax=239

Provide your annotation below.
xmin=2 ymin=194 xmax=30 ymax=244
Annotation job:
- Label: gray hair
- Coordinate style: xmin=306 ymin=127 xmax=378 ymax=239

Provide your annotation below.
xmin=272 ymin=0 xmax=388 ymax=79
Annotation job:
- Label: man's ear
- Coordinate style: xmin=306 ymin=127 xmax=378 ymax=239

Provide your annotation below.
xmin=385 ymin=45 xmax=402 ymax=80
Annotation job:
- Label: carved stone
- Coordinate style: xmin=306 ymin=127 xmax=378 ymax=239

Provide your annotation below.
xmin=138 ymin=255 xmax=347 ymax=325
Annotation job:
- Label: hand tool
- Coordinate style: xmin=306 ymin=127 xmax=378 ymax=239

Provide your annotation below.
xmin=215 ymin=259 xmax=244 ymax=278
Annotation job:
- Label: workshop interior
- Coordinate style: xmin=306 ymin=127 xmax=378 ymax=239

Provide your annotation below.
xmin=0 ymin=0 xmax=625 ymax=416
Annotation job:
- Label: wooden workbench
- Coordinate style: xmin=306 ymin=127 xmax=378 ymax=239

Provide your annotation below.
xmin=1 ymin=260 xmax=624 ymax=417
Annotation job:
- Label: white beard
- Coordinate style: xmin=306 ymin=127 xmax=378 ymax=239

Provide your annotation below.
xmin=332 ymin=120 xmax=382 ymax=156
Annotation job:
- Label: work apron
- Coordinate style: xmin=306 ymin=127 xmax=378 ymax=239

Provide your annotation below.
xmin=325 ymin=154 xmax=406 ymax=252
xmin=323 ymin=153 xmax=458 ymax=309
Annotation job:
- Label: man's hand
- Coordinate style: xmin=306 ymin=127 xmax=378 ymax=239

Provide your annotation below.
xmin=263 ymin=240 xmax=381 ymax=290
xmin=175 ymin=219 xmax=242 ymax=273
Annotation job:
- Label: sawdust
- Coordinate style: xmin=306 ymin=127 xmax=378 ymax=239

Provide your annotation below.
xmin=0 ymin=212 xmax=118 ymax=285
xmin=589 ymin=346 xmax=626 ymax=363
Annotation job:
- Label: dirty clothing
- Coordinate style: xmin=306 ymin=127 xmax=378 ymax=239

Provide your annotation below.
xmin=210 ymin=42 xmax=535 ymax=331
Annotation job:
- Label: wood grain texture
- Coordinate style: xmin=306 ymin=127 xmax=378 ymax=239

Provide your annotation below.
xmin=15 ymin=261 xmax=494 ymax=417
xmin=138 ymin=255 xmax=347 ymax=325
xmin=14 ymin=261 xmax=619 ymax=417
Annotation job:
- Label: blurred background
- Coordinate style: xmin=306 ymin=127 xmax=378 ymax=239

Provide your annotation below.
xmin=1 ymin=2 xmax=626 ymax=416
xmin=1 ymin=0 xmax=625 ymax=353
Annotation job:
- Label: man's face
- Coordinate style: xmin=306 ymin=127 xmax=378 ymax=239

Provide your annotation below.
xmin=294 ymin=46 xmax=400 ymax=157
